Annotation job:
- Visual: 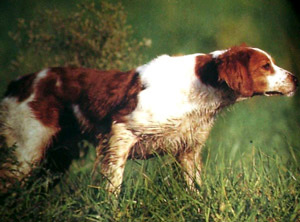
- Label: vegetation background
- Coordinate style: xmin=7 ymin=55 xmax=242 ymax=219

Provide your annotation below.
xmin=0 ymin=0 xmax=299 ymax=221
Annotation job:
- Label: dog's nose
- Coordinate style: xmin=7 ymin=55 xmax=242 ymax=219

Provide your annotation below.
xmin=292 ymin=75 xmax=299 ymax=88
xmin=288 ymin=73 xmax=299 ymax=88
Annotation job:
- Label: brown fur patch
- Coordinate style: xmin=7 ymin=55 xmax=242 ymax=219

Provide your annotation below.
xmin=195 ymin=54 xmax=220 ymax=87
xmin=247 ymin=49 xmax=275 ymax=94
xmin=28 ymin=67 xmax=142 ymax=130
xmin=217 ymin=46 xmax=254 ymax=97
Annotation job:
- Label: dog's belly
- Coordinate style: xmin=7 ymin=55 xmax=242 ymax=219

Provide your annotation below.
xmin=126 ymin=110 xmax=216 ymax=160
xmin=128 ymin=134 xmax=184 ymax=159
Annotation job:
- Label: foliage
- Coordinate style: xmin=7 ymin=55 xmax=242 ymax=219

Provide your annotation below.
xmin=9 ymin=1 xmax=149 ymax=73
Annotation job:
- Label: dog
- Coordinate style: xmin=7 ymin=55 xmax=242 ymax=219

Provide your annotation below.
xmin=0 ymin=45 xmax=298 ymax=193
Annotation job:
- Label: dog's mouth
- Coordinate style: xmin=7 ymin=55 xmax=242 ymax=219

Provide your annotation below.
xmin=253 ymin=91 xmax=295 ymax=97
xmin=252 ymin=91 xmax=284 ymax=97
xmin=264 ymin=91 xmax=284 ymax=96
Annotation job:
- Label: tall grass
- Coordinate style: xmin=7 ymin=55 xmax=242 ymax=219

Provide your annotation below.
xmin=1 ymin=133 xmax=299 ymax=221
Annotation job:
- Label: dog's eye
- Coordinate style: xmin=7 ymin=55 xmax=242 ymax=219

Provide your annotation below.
xmin=262 ymin=63 xmax=271 ymax=70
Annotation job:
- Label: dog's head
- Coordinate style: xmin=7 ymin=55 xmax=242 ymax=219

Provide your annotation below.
xmin=196 ymin=46 xmax=298 ymax=99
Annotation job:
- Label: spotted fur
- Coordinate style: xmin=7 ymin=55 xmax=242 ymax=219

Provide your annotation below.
xmin=0 ymin=46 xmax=298 ymax=193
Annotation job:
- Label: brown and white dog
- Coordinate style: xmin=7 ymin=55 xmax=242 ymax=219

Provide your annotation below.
xmin=0 ymin=46 xmax=298 ymax=193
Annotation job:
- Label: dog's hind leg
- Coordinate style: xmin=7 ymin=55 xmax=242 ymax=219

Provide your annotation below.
xmin=0 ymin=96 xmax=59 ymax=191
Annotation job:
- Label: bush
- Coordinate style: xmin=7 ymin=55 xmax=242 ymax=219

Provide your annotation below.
xmin=10 ymin=1 xmax=149 ymax=73
xmin=1 ymin=0 xmax=150 ymax=195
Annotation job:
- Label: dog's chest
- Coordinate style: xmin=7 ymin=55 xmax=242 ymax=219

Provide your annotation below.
xmin=126 ymin=109 xmax=216 ymax=159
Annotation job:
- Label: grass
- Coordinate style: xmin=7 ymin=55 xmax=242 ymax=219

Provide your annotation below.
xmin=0 ymin=98 xmax=299 ymax=221
xmin=0 ymin=145 xmax=299 ymax=221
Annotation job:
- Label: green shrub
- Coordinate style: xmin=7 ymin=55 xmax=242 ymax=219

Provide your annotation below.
xmin=1 ymin=0 xmax=151 ymax=197
xmin=10 ymin=1 xmax=149 ymax=73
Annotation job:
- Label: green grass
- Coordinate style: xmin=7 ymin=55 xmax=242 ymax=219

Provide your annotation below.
xmin=0 ymin=144 xmax=299 ymax=221
xmin=1 ymin=97 xmax=299 ymax=222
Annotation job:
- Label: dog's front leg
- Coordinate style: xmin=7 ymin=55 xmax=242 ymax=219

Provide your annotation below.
xmin=177 ymin=146 xmax=202 ymax=190
xmin=100 ymin=122 xmax=137 ymax=194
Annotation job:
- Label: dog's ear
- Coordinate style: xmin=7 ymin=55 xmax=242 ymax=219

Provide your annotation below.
xmin=217 ymin=48 xmax=254 ymax=97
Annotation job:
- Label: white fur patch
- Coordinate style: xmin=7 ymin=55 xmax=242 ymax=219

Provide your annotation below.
xmin=210 ymin=49 xmax=227 ymax=58
xmin=0 ymin=93 xmax=57 ymax=177
xmin=266 ymin=65 xmax=290 ymax=89
xmin=34 ymin=69 xmax=49 ymax=84
xmin=124 ymin=53 xmax=231 ymax=160
xmin=131 ymin=54 xmax=208 ymax=125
